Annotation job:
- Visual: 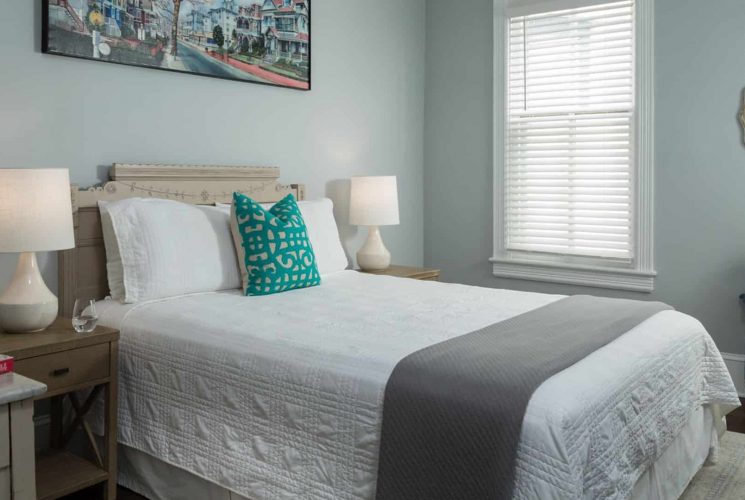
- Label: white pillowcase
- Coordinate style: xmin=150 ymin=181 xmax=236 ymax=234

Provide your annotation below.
xmin=99 ymin=201 xmax=126 ymax=300
xmin=216 ymin=198 xmax=349 ymax=276
xmin=99 ymin=198 xmax=241 ymax=303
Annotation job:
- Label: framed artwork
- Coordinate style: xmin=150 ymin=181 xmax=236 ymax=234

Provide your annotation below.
xmin=42 ymin=0 xmax=311 ymax=90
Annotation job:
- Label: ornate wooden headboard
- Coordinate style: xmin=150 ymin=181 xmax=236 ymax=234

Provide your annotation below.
xmin=58 ymin=164 xmax=305 ymax=317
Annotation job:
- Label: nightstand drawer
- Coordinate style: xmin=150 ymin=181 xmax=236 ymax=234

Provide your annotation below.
xmin=14 ymin=344 xmax=109 ymax=393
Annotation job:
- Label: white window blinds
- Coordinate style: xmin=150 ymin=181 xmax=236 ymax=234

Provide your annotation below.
xmin=506 ymin=0 xmax=635 ymax=260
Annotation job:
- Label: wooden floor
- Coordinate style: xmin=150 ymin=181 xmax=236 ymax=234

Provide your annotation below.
xmin=64 ymin=398 xmax=745 ymax=500
xmin=62 ymin=485 xmax=143 ymax=500
xmin=114 ymin=489 xmax=143 ymax=500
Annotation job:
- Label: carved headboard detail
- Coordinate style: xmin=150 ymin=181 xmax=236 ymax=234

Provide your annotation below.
xmin=59 ymin=164 xmax=305 ymax=317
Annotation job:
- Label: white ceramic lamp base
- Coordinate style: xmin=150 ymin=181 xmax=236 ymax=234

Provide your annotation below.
xmin=0 ymin=252 xmax=58 ymax=333
xmin=357 ymin=226 xmax=392 ymax=271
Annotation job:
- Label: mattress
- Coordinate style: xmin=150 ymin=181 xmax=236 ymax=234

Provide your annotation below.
xmin=95 ymin=271 xmax=741 ymax=500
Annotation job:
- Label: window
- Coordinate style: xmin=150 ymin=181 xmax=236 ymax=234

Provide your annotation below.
xmin=492 ymin=0 xmax=655 ymax=291
xmin=276 ymin=17 xmax=295 ymax=32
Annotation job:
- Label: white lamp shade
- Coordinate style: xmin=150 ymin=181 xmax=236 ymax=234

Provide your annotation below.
xmin=0 ymin=169 xmax=75 ymax=253
xmin=349 ymin=176 xmax=400 ymax=226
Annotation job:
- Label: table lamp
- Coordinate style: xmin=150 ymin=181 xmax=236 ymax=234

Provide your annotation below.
xmin=0 ymin=169 xmax=75 ymax=333
xmin=349 ymin=176 xmax=400 ymax=271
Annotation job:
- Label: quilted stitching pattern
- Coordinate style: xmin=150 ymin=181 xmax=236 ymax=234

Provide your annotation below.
xmin=513 ymin=315 xmax=741 ymax=500
xmin=92 ymin=273 xmax=740 ymax=500
xmin=232 ymin=192 xmax=320 ymax=296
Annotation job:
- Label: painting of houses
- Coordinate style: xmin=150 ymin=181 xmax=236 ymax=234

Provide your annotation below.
xmin=43 ymin=0 xmax=311 ymax=90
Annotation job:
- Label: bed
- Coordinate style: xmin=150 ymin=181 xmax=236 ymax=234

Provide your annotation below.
xmin=61 ymin=165 xmax=741 ymax=500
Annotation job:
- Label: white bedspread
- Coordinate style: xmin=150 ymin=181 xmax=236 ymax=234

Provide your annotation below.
xmin=95 ymin=271 xmax=740 ymax=500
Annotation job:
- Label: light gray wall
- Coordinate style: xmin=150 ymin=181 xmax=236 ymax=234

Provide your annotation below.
xmin=0 ymin=0 xmax=425 ymax=294
xmin=425 ymin=0 xmax=745 ymax=355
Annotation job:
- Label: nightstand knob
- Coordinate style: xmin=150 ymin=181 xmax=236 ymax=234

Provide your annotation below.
xmin=51 ymin=367 xmax=70 ymax=377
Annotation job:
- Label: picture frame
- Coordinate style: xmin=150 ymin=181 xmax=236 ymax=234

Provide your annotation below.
xmin=42 ymin=0 xmax=311 ymax=91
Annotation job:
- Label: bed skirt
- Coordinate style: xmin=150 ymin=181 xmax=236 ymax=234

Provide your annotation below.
xmin=115 ymin=405 xmax=724 ymax=500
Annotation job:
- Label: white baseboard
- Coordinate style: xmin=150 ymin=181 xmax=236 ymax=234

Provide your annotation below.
xmin=722 ymin=352 xmax=745 ymax=398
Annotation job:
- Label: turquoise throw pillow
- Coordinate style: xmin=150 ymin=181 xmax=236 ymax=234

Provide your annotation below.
xmin=230 ymin=192 xmax=321 ymax=296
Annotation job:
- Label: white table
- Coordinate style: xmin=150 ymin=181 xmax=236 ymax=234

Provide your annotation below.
xmin=0 ymin=373 xmax=46 ymax=500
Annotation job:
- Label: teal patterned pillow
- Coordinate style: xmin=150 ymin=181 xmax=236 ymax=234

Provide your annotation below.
xmin=230 ymin=192 xmax=321 ymax=296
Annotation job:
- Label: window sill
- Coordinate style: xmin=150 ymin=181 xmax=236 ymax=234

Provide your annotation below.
xmin=490 ymin=257 xmax=656 ymax=292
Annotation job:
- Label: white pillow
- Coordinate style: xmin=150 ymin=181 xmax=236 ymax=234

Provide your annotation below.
xmin=100 ymin=198 xmax=241 ymax=303
xmin=216 ymin=198 xmax=349 ymax=276
xmin=99 ymin=201 xmax=125 ymax=300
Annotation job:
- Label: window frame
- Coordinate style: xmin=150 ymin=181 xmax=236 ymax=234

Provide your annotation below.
xmin=276 ymin=17 xmax=295 ymax=32
xmin=491 ymin=0 xmax=656 ymax=292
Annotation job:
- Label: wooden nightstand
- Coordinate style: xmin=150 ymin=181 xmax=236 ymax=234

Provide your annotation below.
xmin=0 ymin=318 xmax=119 ymax=500
xmin=358 ymin=265 xmax=441 ymax=281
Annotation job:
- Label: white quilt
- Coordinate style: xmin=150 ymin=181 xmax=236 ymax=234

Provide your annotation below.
xmin=95 ymin=271 xmax=740 ymax=500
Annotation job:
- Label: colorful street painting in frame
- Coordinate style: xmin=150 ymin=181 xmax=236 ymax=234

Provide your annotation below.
xmin=43 ymin=0 xmax=311 ymax=90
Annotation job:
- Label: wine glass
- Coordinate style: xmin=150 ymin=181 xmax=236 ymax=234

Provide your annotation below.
xmin=72 ymin=299 xmax=98 ymax=333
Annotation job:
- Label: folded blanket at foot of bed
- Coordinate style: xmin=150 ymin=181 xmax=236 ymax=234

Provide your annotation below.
xmin=376 ymin=295 xmax=672 ymax=500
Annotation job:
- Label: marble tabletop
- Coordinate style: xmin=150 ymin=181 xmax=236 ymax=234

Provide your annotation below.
xmin=0 ymin=372 xmax=47 ymax=405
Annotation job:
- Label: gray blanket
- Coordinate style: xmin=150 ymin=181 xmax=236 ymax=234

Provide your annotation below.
xmin=375 ymin=295 xmax=672 ymax=500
